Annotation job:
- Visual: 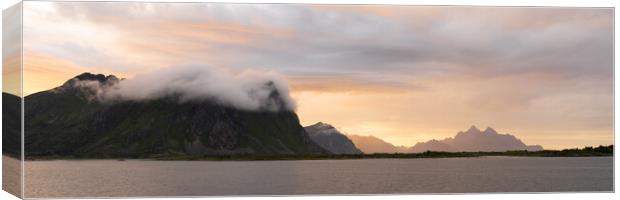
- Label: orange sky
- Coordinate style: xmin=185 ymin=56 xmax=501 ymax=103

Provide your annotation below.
xmin=15 ymin=2 xmax=613 ymax=149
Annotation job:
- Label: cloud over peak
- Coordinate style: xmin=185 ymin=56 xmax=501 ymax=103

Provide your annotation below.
xmin=66 ymin=65 xmax=296 ymax=112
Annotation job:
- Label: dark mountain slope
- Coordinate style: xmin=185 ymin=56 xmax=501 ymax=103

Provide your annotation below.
xmin=2 ymin=92 xmax=21 ymax=156
xmin=24 ymin=73 xmax=327 ymax=158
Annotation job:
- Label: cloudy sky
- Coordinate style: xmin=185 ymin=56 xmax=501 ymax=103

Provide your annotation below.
xmin=21 ymin=2 xmax=613 ymax=149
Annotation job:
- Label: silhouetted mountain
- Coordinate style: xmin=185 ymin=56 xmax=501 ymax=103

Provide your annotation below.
xmin=24 ymin=73 xmax=328 ymax=158
xmin=347 ymin=135 xmax=408 ymax=154
xmin=304 ymin=122 xmax=363 ymax=154
xmin=408 ymin=126 xmax=544 ymax=152
xmin=2 ymin=92 xmax=21 ymax=156
xmin=408 ymin=139 xmax=458 ymax=152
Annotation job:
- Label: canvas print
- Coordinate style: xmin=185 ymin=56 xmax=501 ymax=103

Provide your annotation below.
xmin=1 ymin=1 xmax=614 ymax=198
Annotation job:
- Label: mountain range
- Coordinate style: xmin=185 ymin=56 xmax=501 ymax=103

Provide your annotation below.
xmin=5 ymin=72 xmax=544 ymax=158
xmin=348 ymin=125 xmax=543 ymax=153
xmin=409 ymin=126 xmax=543 ymax=152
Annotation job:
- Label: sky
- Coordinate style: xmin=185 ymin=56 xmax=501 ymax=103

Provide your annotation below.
xmin=19 ymin=2 xmax=613 ymax=149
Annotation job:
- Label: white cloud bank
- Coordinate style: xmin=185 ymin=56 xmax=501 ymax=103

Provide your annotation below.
xmin=70 ymin=65 xmax=296 ymax=112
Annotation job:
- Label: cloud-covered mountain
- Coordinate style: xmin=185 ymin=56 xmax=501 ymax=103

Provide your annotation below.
xmin=304 ymin=122 xmax=363 ymax=154
xmin=24 ymin=73 xmax=327 ymax=158
xmin=346 ymin=135 xmax=409 ymax=154
xmin=408 ymin=126 xmax=543 ymax=153
xmin=65 ymin=65 xmax=296 ymax=112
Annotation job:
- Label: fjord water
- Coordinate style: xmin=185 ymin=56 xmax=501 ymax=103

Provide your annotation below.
xmin=22 ymin=157 xmax=612 ymax=198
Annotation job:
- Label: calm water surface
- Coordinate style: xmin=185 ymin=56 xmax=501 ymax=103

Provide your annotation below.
xmin=23 ymin=156 xmax=612 ymax=198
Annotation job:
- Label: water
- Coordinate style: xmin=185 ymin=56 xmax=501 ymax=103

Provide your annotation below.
xmin=21 ymin=156 xmax=612 ymax=198
xmin=2 ymin=155 xmax=21 ymax=197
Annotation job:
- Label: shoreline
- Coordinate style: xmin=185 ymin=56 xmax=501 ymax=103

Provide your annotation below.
xmin=10 ymin=148 xmax=613 ymax=161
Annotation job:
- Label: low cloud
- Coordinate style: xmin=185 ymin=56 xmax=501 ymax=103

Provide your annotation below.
xmin=70 ymin=65 xmax=296 ymax=112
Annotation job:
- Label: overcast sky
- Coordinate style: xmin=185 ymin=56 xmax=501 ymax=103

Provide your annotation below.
xmin=21 ymin=2 xmax=613 ymax=149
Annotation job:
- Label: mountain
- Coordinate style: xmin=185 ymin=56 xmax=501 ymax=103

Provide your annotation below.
xmin=2 ymin=92 xmax=21 ymax=156
xmin=408 ymin=126 xmax=544 ymax=152
xmin=304 ymin=122 xmax=363 ymax=154
xmin=24 ymin=73 xmax=328 ymax=158
xmin=347 ymin=135 xmax=409 ymax=154
xmin=347 ymin=126 xmax=543 ymax=153
xmin=408 ymin=139 xmax=458 ymax=153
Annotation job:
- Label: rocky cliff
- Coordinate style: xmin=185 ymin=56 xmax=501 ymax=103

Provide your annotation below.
xmin=304 ymin=122 xmax=363 ymax=154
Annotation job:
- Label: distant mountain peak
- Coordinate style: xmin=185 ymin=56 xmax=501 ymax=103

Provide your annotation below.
xmin=466 ymin=125 xmax=481 ymax=133
xmin=483 ymin=127 xmax=498 ymax=134
xmin=409 ymin=126 xmax=544 ymax=153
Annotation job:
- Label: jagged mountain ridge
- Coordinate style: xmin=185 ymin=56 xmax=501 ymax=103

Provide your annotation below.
xmin=409 ymin=126 xmax=543 ymax=152
xmin=23 ymin=73 xmax=328 ymax=158
xmin=348 ymin=126 xmax=543 ymax=153
xmin=304 ymin=122 xmax=363 ymax=154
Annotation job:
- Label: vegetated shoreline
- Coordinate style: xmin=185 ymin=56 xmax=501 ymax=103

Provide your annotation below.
xmin=12 ymin=145 xmax=613 ymax=161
